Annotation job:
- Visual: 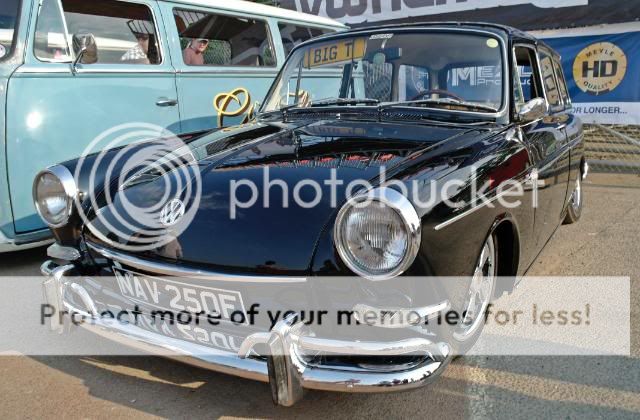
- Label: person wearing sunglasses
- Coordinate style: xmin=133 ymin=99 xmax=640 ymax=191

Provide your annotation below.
xmin=183 ymin=38 xmax=209 ymax=65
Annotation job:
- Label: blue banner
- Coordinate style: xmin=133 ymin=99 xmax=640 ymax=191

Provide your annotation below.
xmin=537 ymin=29 xmax=639 ymax=124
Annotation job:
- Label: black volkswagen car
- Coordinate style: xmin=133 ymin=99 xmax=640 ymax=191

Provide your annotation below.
xmin=35 ymin=23 xmax=585 ymax=406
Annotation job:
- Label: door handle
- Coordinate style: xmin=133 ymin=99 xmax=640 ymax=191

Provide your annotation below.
xmin=156 ymin=98 xmax=178 ymax=107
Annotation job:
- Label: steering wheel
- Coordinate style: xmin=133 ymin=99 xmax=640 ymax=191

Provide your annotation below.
xmin=410 ymin=89 xmax=464 ymax=102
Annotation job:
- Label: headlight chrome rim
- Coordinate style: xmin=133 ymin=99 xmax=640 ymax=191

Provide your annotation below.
xmin=33 ymin=165 xmax=78 ymax=228
xmin=334 ymin=187 xmax=421 ymax=281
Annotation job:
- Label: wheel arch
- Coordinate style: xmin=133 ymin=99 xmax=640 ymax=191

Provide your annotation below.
xmin=490 ymin=214 xmax=521 ymax=297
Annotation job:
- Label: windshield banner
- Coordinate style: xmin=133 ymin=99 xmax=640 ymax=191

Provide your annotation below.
xmin=535 ymin=25 xmax=640 ymax=125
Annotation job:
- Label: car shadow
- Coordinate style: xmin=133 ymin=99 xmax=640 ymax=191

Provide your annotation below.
xmin=27 ymin=353 xmax=640 ymax=418
xmin=0 ymin=247 xmax=48 ymax=276
xmin=29 ymin=354 xmax=468 ymax=418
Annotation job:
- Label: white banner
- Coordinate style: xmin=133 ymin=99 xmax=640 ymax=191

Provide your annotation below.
xmin=291 ymin=0 xmax=588 ymax=25
xmin=572 ymin=102 xmax=640 ymax=125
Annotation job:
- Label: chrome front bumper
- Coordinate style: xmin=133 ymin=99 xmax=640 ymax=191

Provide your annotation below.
xmin=41 ymin=261 xmax=451 ymax=406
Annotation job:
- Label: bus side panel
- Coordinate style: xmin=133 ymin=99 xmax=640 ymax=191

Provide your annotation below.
xmin=0 ymin=76 xmax=14 ymax=241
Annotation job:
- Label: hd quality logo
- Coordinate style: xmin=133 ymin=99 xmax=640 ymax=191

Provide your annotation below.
xmin=573 ymin=42 xmax=627 ymax=95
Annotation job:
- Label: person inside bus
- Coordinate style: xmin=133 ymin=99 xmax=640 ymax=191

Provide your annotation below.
xmin=183 ymin=38 xmax=209 ymax=65
xmin=121 ymin=33 xmax=150 ymax=64
xmin=121 ymin=20 xmax=152 ymax=64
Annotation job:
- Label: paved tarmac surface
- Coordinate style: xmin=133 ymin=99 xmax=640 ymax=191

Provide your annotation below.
xmin=0 ymin=174 xmax=638 ymax=419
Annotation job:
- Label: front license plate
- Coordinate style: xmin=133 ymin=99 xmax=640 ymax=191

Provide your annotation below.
xmin=111 ymin=265 xmax=247 ymax=324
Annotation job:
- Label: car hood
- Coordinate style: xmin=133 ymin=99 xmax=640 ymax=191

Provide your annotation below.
xmin=84 ymin=119 xmax=493 ymax=274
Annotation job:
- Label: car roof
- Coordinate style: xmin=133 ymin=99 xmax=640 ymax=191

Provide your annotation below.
xmin=293 ymin=21 xmax=558 ymax=55
xmin=347 ymin=21 xmax=536 ymax=39
xmin=166 ymin=0 xmax=347 ymax=28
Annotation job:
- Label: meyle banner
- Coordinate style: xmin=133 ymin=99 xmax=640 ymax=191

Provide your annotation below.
xmin=280 ymin=0 xmax=640 ymax=29
xmin=534 ymin=25 xmax=640 ymax=125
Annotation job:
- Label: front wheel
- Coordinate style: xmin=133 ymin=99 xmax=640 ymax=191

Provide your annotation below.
xmin=438 ymin=233 xmax=497 ymax=355
xmin=563 ymin=174 xmax=583 ymax=224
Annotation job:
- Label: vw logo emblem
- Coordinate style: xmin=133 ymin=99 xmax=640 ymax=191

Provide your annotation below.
xmin=160 ymin=199 xmax=186 ymax=227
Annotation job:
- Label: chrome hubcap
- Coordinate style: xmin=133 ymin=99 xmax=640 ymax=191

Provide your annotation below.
xmin=571 ymin=176 xmax=582 ymax=212
xmin=454 ymin=235 xmax=496 ymax=341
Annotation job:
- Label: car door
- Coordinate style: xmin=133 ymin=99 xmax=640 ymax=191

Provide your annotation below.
xmin=161 ymin=2 xmax=281 ymax=132
xmin=6 ymin=0 xmax=180 ymax=233
xmin=515 ymin=44 xmax=571 ymax=248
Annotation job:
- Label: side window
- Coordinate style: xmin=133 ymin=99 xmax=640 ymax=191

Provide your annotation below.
xmin=514 ymin=46 xmax=543 ymax=106
xmin=61 ymin=0 xmax=162 ymax=65
xmin=34 ymin=0 xmax=72 ymax=62
xmin=278 ymin=23 xmax=333 ymax=57
xmin=539 ymin=50 xmax=562 ymax=109
xmin=173 ymin=9 xmax=276 ymax=67
xmin=552 ymin=58 xmax=571 ymax=108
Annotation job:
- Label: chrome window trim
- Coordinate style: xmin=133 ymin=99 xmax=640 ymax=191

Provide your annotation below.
xmin=72 ymin=67 xmax=176 ymax=75
xmin=333 ymin=187 xmax=421 ymax=281
xmin=511 ymin=47 xmax=524 ymax=111
xmin=32 ymin=165 xmax=79 ymax=229
xmin=13 ymin=65 xmax=176 ymax=74
xmin=86 ymin=242 xmax=308 ymax=283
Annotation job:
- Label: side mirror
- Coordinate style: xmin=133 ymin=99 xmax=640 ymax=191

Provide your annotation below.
xmin=517 ymin=97 xmax=548 ymax=123
xmin=71 ymin=32 xmax=97 ymax=74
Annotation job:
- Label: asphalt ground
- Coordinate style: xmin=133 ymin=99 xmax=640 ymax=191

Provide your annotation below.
xmin=0 ymin=173 xmax=638 ymax=419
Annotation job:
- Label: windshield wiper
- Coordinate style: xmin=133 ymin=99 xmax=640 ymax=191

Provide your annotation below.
xmin=382 ymin=99 xmax=498 ymax=113
xmin=309 ymin=98 xmax=380 ymax=107
xmin=271 ymin=98 xmax=380 ymax=115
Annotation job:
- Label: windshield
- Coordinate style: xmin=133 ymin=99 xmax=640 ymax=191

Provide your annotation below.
xmin=0 ymin=0 xmax=20 ymax=60
xmin=262 ymin=31 xmax=505 ymax=114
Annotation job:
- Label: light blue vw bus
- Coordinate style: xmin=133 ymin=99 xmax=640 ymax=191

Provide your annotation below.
xmin=0 ymin=0 xmax=344 ymax=251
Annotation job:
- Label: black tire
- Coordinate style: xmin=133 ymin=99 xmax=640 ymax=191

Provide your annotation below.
xmin=563 ymin=174 xmax=583 ymax=224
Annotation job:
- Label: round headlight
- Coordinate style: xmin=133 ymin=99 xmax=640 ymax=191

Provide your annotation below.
xmin=334 ymin=187 xmax=421 ymax=280
xmin=33 ymin=165 xmax=77 ymax=228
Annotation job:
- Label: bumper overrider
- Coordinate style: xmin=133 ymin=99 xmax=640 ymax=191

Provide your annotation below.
xmin=41 ymin=259 xmax=452 ymax=406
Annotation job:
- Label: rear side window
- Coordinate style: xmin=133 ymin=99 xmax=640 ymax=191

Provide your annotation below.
xmin=539 ymin=50 xmax=562 ymax=109
xmin=278 ymin=23 xmax=333 ymax=57
xmin=61 ymin=0 xmax=162 ymax=65
xmin=174 ymin=9 xmax=276 ymax=67
xmin=552 ymin=58 xmax=571 ymax=108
